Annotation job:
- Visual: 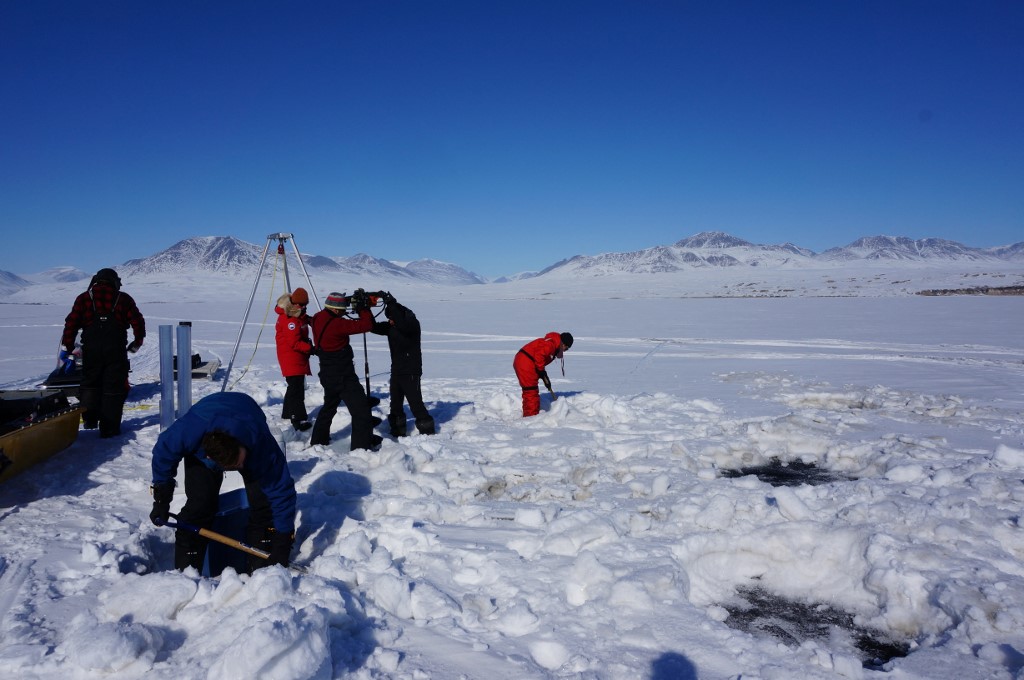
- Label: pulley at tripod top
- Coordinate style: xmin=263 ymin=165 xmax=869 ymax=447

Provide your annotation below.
xmin=221 ymin=232 xmax=321 ymax=391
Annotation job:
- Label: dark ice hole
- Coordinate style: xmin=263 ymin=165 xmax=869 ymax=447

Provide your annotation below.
xmin=719 ymin=458 xmax=853 ymax=486
xmin=722 ymin=585 xmax=910 ymax=671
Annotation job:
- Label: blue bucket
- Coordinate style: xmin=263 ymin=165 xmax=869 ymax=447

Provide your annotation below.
xmin=202 ymin=488 xmax=250 ymax=577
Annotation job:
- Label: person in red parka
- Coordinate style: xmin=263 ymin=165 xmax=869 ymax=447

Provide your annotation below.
xmin=275 ymin=287 xmax=313 ymax=431
xmin=513 ymin=331 xmax=573 ymax=417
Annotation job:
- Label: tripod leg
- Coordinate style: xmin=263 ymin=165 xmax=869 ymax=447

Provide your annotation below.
xmin=289 ymin=235 xmax=322 ymax=311
xmin=221 ymin=239 xmax=272 ymax=391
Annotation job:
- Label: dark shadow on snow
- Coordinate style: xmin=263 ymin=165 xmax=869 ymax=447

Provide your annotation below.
xmin=370 ymin=397 xmax=473 ymax=435
xmin=541 ymin=390 xmax=584 ymax=411
xmin=650 ymin=652 xmax=698 ymax=679
xmin=0 ymin=429 xmax=126 ymax=510
xmin=295 ymin=469 xmax=372 ymax=562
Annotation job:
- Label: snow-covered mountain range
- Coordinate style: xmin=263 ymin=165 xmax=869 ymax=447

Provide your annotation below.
xmin=112 ymin=236 xmax=487 ymax=285
xmin=2 ymin=232 xmax=1022 ymax=295
xmin=536 ymin=232 xmax=1022 ymax=277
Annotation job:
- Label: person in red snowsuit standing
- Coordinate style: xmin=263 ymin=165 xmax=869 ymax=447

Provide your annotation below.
xmin=275 ymin=287 xmax=313 ymax=431
xmin=62 ymin=268 xmax=145 ymax=437
xmin=513 ymin=332 xmax=573 ymax=417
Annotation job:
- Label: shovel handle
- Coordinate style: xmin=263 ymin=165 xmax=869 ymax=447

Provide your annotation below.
xmin=166 ymin=515 xmax=271 ymax=560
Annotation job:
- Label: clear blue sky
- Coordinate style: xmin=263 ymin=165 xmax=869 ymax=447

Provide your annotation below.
xmin=2 ymin=1 xmax=1022 ymax=278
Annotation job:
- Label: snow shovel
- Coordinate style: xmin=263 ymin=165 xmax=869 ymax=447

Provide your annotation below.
xmin=165 ymin=514 xmax=307 ymax=574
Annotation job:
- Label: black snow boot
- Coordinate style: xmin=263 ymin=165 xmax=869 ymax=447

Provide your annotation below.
xmin=416 ymin=417 xmax=436 ymax=435
xmin=388 ymin=415 xmax=407 ymax=437
xmin=174 ymin=534 xmax=206 ymax=572
xmin=246 ymin=526 xmax=273 ymax=573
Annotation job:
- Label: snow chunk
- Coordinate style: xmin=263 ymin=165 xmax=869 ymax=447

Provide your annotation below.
xmin=100 ymin=572 xmax=199 ymax=623
xmin=991 ymin=444 xmax=1024 ymax=468
xmin=61 ymin=612 xmax=161 ymax=674
xmin=529 ymin=639 xmax=570 ymax=670
xmin=565 ymin=551 xmax=614 ymax=606
xmin=541 ymin=510 xmax=620 ymax=556
xmin=207 ymin=602 xmax=332 ymax=680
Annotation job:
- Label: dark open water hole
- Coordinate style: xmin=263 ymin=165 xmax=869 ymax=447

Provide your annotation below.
xmin=719 ymin=458 xmax=853 ymax=486
xmin=722 ymin=585 xmax=911 ymax=671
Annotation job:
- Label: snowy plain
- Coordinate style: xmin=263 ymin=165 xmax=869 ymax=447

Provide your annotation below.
xmin=1 ymin=261 xmax=1024 ymax=679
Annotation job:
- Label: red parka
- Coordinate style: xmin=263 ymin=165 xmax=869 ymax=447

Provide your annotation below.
xmin=275 ymin=297 xmax=312 ymax=377
xmin=515 ymin=332 xmax=563 ymax=377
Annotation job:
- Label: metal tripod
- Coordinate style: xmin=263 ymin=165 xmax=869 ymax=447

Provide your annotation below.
xmin=221 ymin=233 xmax=320 ymax=391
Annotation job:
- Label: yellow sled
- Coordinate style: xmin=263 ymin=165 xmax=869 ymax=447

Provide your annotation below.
xmin=0 ymin=389 xmax=84 ymax=485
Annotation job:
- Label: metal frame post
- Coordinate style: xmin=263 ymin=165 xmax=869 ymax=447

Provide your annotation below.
xmin=159 ymin=325 xmax=175 ymax=430
xmin=176 ymin=322 xmax=193 ymax=417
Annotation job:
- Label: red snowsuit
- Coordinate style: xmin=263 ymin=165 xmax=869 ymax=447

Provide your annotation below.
xmin=275 ymin=296 xmax=312 ymax=424
xmin=275 ymin=298 xmax=312 ymax=378
xmin=513 ymin=332 xmax=563 ymax=417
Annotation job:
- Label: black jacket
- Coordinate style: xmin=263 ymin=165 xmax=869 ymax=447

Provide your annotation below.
xmin=371 ymin=300 xmax=423 ymax=375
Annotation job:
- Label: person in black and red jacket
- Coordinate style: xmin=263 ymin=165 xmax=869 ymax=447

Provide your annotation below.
xmin=308 ymin=289 xmax=382 ymax=450
xmin=61 ymin=268 xmax=146 ymax=437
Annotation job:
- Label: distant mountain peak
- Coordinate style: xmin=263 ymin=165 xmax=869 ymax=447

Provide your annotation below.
xmin=674 ymin=231 xmax=754 ymax=249
xmin=120 ymin=236 xmax=263 ymax=277
xmin=116 ymin=236 xmax=487 ymax=285
xmin=403 ymin=258 xmax=486 ymax=285
xmin=820 ymin=235 xmax=1000 ymax=262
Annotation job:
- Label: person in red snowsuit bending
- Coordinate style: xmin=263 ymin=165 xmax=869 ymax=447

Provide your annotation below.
xmin=274 ymin=287 xmax=313 ymax=431
xmin=513 ymin=332 xmax=573 ymax=417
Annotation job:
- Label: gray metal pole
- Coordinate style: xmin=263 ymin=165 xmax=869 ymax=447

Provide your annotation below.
xmin=176 ymin=322 xmax=193 ymax=418
xmin=288 ymin=234 xmax=322 ymax=311
xmin=159 ymin=325 xmax=175 ymax=430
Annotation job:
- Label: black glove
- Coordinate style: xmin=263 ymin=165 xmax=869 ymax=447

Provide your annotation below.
xmin=150 ymin=481 xmax=174 ymax=526
xmin=539 ymin=370 xmax=552 ymax=392
xmin=127 ymin=339 xmax=142 ymax=353
xmin=268 ymin=530 xmax=294 ymax=567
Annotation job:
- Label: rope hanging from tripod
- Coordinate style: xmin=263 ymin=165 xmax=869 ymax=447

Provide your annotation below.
xmin=228 ymin=250 xmax=282 ymax=390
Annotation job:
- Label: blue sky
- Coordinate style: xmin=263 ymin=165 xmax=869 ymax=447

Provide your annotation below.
xmin=2 ymin=1 xmax=1022 ymax=278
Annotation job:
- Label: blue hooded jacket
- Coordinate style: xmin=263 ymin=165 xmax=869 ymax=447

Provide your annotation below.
xmin=151 ymin=392 xmax=296 ymax=533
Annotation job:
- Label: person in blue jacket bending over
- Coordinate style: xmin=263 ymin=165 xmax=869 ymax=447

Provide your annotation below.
xmin=148 ymin=391 xmax=297 ymax=572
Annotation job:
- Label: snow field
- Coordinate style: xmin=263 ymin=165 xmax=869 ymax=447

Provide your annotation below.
xmin=1 ymin=283 xmax=1023 ymax=678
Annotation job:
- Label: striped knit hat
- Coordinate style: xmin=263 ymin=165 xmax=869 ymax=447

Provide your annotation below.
xmin=324 ymin=292 xmax=348 ymax=311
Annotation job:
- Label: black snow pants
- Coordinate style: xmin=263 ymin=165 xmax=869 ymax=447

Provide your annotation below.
xmin=311 ymin=347 xmax=376 ymax=449
xmin=80 ymin=316 xmax=130 ymax=437
xmin=174 ymin=455 xmax=274 ymax=573
xmin=387 ymin=372 xmax=435 ymax=435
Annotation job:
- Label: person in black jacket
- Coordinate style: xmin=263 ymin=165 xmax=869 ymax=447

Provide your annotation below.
xmin=61 ymin=268 xmax=146 ymax=437
xmin=371 ymin=294 xmax=435 ymax=436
